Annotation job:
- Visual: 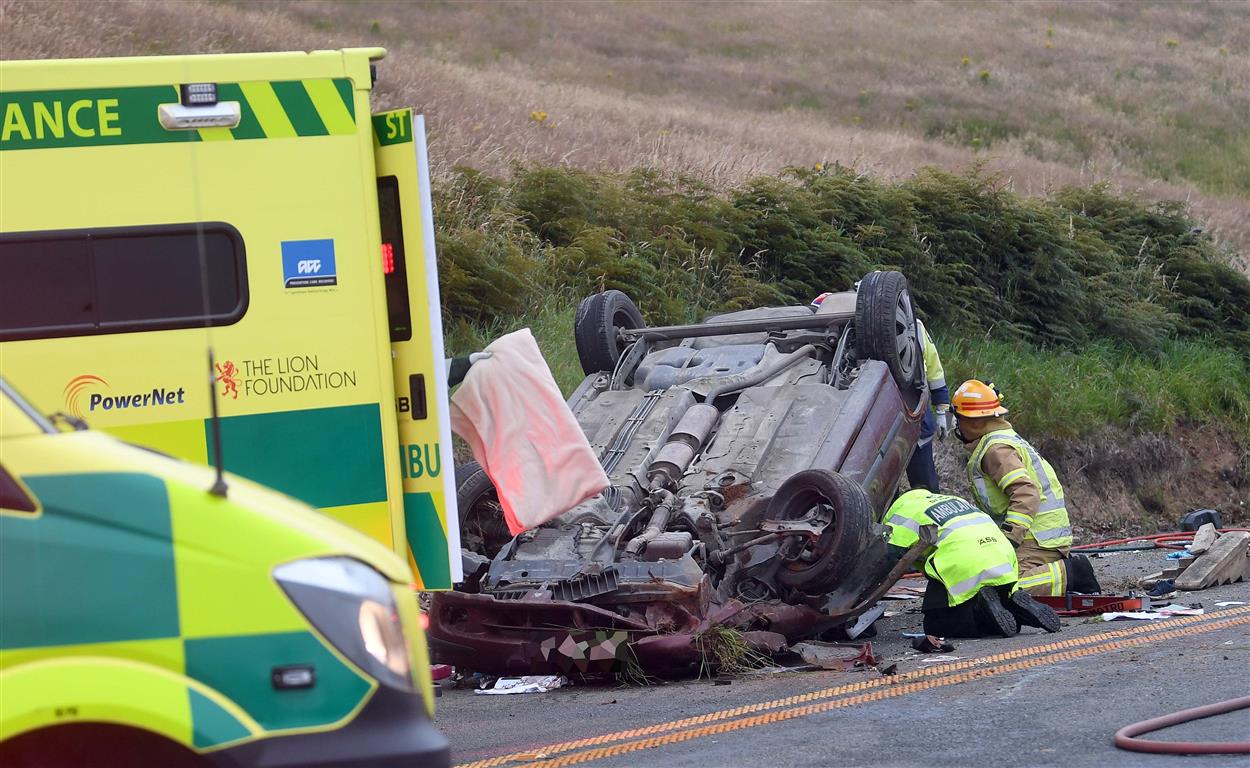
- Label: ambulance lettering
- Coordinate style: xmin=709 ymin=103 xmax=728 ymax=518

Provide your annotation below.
xmin=401 ymin=442 xmax=442 ymax=479
xmin=383 ymin=112 xmax=407 ymax=141
xmin=1 ymin=98 xmax=121 ymax=142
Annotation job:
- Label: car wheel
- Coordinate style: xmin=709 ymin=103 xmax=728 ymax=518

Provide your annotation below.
xmin=771 ymin=469 xmax=873 ymax=594
xmin=574 ymin=290 xmax=645 ymax=375
xmin=854 ymin=271 xmax=923 ymax=396
xmin=456 ymin=461 xmax=511 ymax=559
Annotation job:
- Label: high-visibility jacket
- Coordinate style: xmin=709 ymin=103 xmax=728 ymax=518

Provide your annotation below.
xmin=967 ymin=428 xmax=1073 ymax=549
xmin=884 ymin=491 xmax=1018 ymax=607
xmin=917 ymin=320 xmax=949 ymax=445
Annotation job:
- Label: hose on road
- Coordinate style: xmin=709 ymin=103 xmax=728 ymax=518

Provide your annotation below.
xmin=896 ymin=527 xmax=1250 ymax=578
xmin=1074 ymin=528 xmax=1250 ymax=555
xmin=1114 ymin=696 xmax=1250 ymax=755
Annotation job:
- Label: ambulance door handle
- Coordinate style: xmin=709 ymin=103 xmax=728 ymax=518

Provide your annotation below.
xmin=409 ymin=374 xmax=427 ymax=420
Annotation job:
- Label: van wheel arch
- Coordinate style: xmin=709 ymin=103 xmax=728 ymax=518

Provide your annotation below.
xmin=0 ymin=722 xmax=209 ymax=768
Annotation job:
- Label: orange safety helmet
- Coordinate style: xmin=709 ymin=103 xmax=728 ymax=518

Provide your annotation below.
xmin=951 ymin=379 xmax=1009 ymax=418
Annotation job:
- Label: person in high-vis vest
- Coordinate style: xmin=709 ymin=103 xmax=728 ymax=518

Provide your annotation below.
xmin=951 ymin=380 xmax=1101 ymax=597
xmin=884 ymin=489 xmax=1061 ymax=637
xmin=906 ymin=319 xmax=951 ymax=493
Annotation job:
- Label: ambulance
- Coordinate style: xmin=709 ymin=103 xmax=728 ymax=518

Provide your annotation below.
xmin=0 ymin=47 xmax=458 ymax=764
xmin=0 ymin=47 xmax=462 ymax=589
xmin=0 ymin=378 xmax=448 ymax=766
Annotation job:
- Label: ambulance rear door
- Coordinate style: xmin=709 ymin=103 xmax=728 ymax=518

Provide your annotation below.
xmin=373 ymin=109 xmax=460 ymax=588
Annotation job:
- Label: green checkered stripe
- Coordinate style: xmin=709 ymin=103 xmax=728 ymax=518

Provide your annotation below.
xmin=0 ymin=78 xmax=356 ymax=151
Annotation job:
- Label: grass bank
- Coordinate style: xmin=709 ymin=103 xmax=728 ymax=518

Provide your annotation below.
xmin=438 ymin=164 xmax=1250 ymax=445
xmin=447 ymin=302 xmax=1250 ymax=446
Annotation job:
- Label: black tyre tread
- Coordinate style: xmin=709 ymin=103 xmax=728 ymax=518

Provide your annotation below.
xmin=574 ymin=290 xmax=644 ymax=375
xmin=855 ymin=270 xmax=919 ymax=390
xmin=455 ymin=460 xmax=511 ymax=558
xmin=455 ymin=460 xmax=496 ymax=511
xmin=771 ymin=469 xmax=873 ymax=593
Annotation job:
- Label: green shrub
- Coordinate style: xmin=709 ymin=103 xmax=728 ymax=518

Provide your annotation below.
xmin=433 ymin=162 xmax=1250 ymax=437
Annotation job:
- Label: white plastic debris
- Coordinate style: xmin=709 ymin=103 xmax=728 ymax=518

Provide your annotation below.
xmin=474 ymin=675 xmax=569 ymax=695
xmin=1215 ymin=601 xmax=1247 ymax=607
xmin=1101 ymin=604 xmax=1204 ymax=621
xmin=1156 ymin=604 xmax=1204 ymax=616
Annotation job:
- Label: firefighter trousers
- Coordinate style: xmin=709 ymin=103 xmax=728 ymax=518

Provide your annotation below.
xmin=1014 ymin=539 xmax=1068 ymax=596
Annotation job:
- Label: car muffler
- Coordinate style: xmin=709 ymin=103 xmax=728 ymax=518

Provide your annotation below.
xmin=645 ymin=403 xmax=719 ymax=489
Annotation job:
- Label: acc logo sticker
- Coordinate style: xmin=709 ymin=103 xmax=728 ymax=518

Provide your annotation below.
xmin=281 ymin=239 xmax=337 ymax=288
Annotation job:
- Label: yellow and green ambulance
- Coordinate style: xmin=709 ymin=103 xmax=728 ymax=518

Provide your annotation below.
xmin=0 ymin=377 xmax=449 ymax=766
xmin=0 ymin=47 xmax=461 ymax=590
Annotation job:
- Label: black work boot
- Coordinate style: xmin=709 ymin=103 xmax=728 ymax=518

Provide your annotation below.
xmin=972 ymin=586 xmax=1019 ymax=638
xmin=1008 ymin=589 xmax=1062 ymax=633
xmin=1065 ymin=555 xmax=1102 ymax=594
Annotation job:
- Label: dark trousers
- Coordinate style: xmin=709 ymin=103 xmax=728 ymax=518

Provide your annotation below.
xmin=907 ymin=440 xmax=940 ymax=493
xmin=921 ymin=579 xmax=1010 ymax=638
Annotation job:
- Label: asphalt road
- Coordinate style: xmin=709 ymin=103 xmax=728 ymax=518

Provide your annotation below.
xmin=436 ymin=551 xmax=1250 ymax=768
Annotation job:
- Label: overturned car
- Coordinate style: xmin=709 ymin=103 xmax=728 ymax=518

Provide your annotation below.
xmin=430 ymin=271 xmax=929 ymax=675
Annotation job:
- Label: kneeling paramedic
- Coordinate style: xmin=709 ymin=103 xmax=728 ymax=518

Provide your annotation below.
xmin=884 ymin=489 xmax=1061 ymax=638
xmin=951 ymin=380 xmax=1101 ymax=597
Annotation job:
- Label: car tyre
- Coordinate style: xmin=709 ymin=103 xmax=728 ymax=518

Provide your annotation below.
xmin=854 ymin=271 xmax=923 ymax=397
xmin=456 ymin=461 xmax=510 ymax=558
xmin=574 ymin=290 xmax=645 ymax=375
xmin=771 ymin=469 xmax=873 ymax=594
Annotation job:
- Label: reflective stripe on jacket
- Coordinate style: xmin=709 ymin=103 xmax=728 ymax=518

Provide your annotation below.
xmin=917 ymin=320 xmax=949 ymax=445
xmin=884 ymin=491 xmax=1019 ymax=607
xmin=967 ymin=428 xmax=1073 ymax=549
xmin=918 ymin=320 xmax=947 ymax=400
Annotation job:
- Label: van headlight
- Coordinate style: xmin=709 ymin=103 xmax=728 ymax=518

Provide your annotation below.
xmin=274 ymin=557 xmax=413 ymax=691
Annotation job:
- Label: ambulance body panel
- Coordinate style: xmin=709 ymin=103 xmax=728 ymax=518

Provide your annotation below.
xmin=0 ymin=48 xmax=460 ymax=589
xmin=0 ymin=379 xmax=449 ymax=766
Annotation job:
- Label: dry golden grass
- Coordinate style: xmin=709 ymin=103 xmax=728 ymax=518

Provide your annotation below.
xmin=2 ymin=0 xmax=1247 ymax=256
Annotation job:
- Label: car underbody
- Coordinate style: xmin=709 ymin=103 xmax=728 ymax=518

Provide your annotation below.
xmin=431 ymin=271 xmax=929 ymax=676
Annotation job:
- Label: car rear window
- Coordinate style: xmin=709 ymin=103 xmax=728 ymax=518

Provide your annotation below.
xmin=0 ymin=223 xmax=247 ymax=341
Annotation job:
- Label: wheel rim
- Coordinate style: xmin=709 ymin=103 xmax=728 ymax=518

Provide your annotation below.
xmin=894 ymin=291 xmax=918 ymax=377
xmin=776 ymin=487 xmax=839 ymax=574
xmin=611 ymin=309 xmax=635 ymax=344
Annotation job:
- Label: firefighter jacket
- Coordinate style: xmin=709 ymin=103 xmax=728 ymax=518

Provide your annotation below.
xmin=966 ymin=425 xmax=1073 ymax=550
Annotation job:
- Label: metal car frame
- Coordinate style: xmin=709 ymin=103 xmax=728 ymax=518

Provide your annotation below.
xmin=431 ymin=271 xmax=929 ymax=675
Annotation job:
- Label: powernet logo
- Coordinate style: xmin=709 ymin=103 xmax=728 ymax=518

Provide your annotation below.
xmin=63 ymin=374 xmax=186 ymax=419
xmin=281 ymin=239 xmax=337 ymax=288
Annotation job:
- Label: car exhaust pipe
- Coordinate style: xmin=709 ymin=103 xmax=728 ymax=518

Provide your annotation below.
xmin=625 ymin=405 xmax=720 ymax=556
xmin=645 ymin=403 xmax=719 ymax=488
xmin=624 ymin=489 xmax=677 ymax=555
xmin=702 ymin=344 xmax=817 ymax=401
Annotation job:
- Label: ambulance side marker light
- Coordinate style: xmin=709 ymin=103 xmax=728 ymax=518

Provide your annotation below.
xmin=158 ymin=102 xmax=241 ymax=130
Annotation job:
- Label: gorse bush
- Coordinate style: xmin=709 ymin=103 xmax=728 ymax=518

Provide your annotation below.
xmin=433 ymin=164 xmax=1250 ymax=356
xmin=436 ymin=165 xmax=1250 ymax=441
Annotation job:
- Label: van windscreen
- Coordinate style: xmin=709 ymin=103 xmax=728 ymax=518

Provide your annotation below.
xmin=0 ymin=223 xmax=247 ymax=342
xmin=377 ymin=175 xmax=412 ymax=342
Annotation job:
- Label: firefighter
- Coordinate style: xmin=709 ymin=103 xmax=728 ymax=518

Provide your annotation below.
xmin=951 ymin=380 xmax=1101 ymax=597
xmin=906 ymin=318 xmax=950 ymax=493
xmin=884 ymin=489 xmax=1061 ymax=638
